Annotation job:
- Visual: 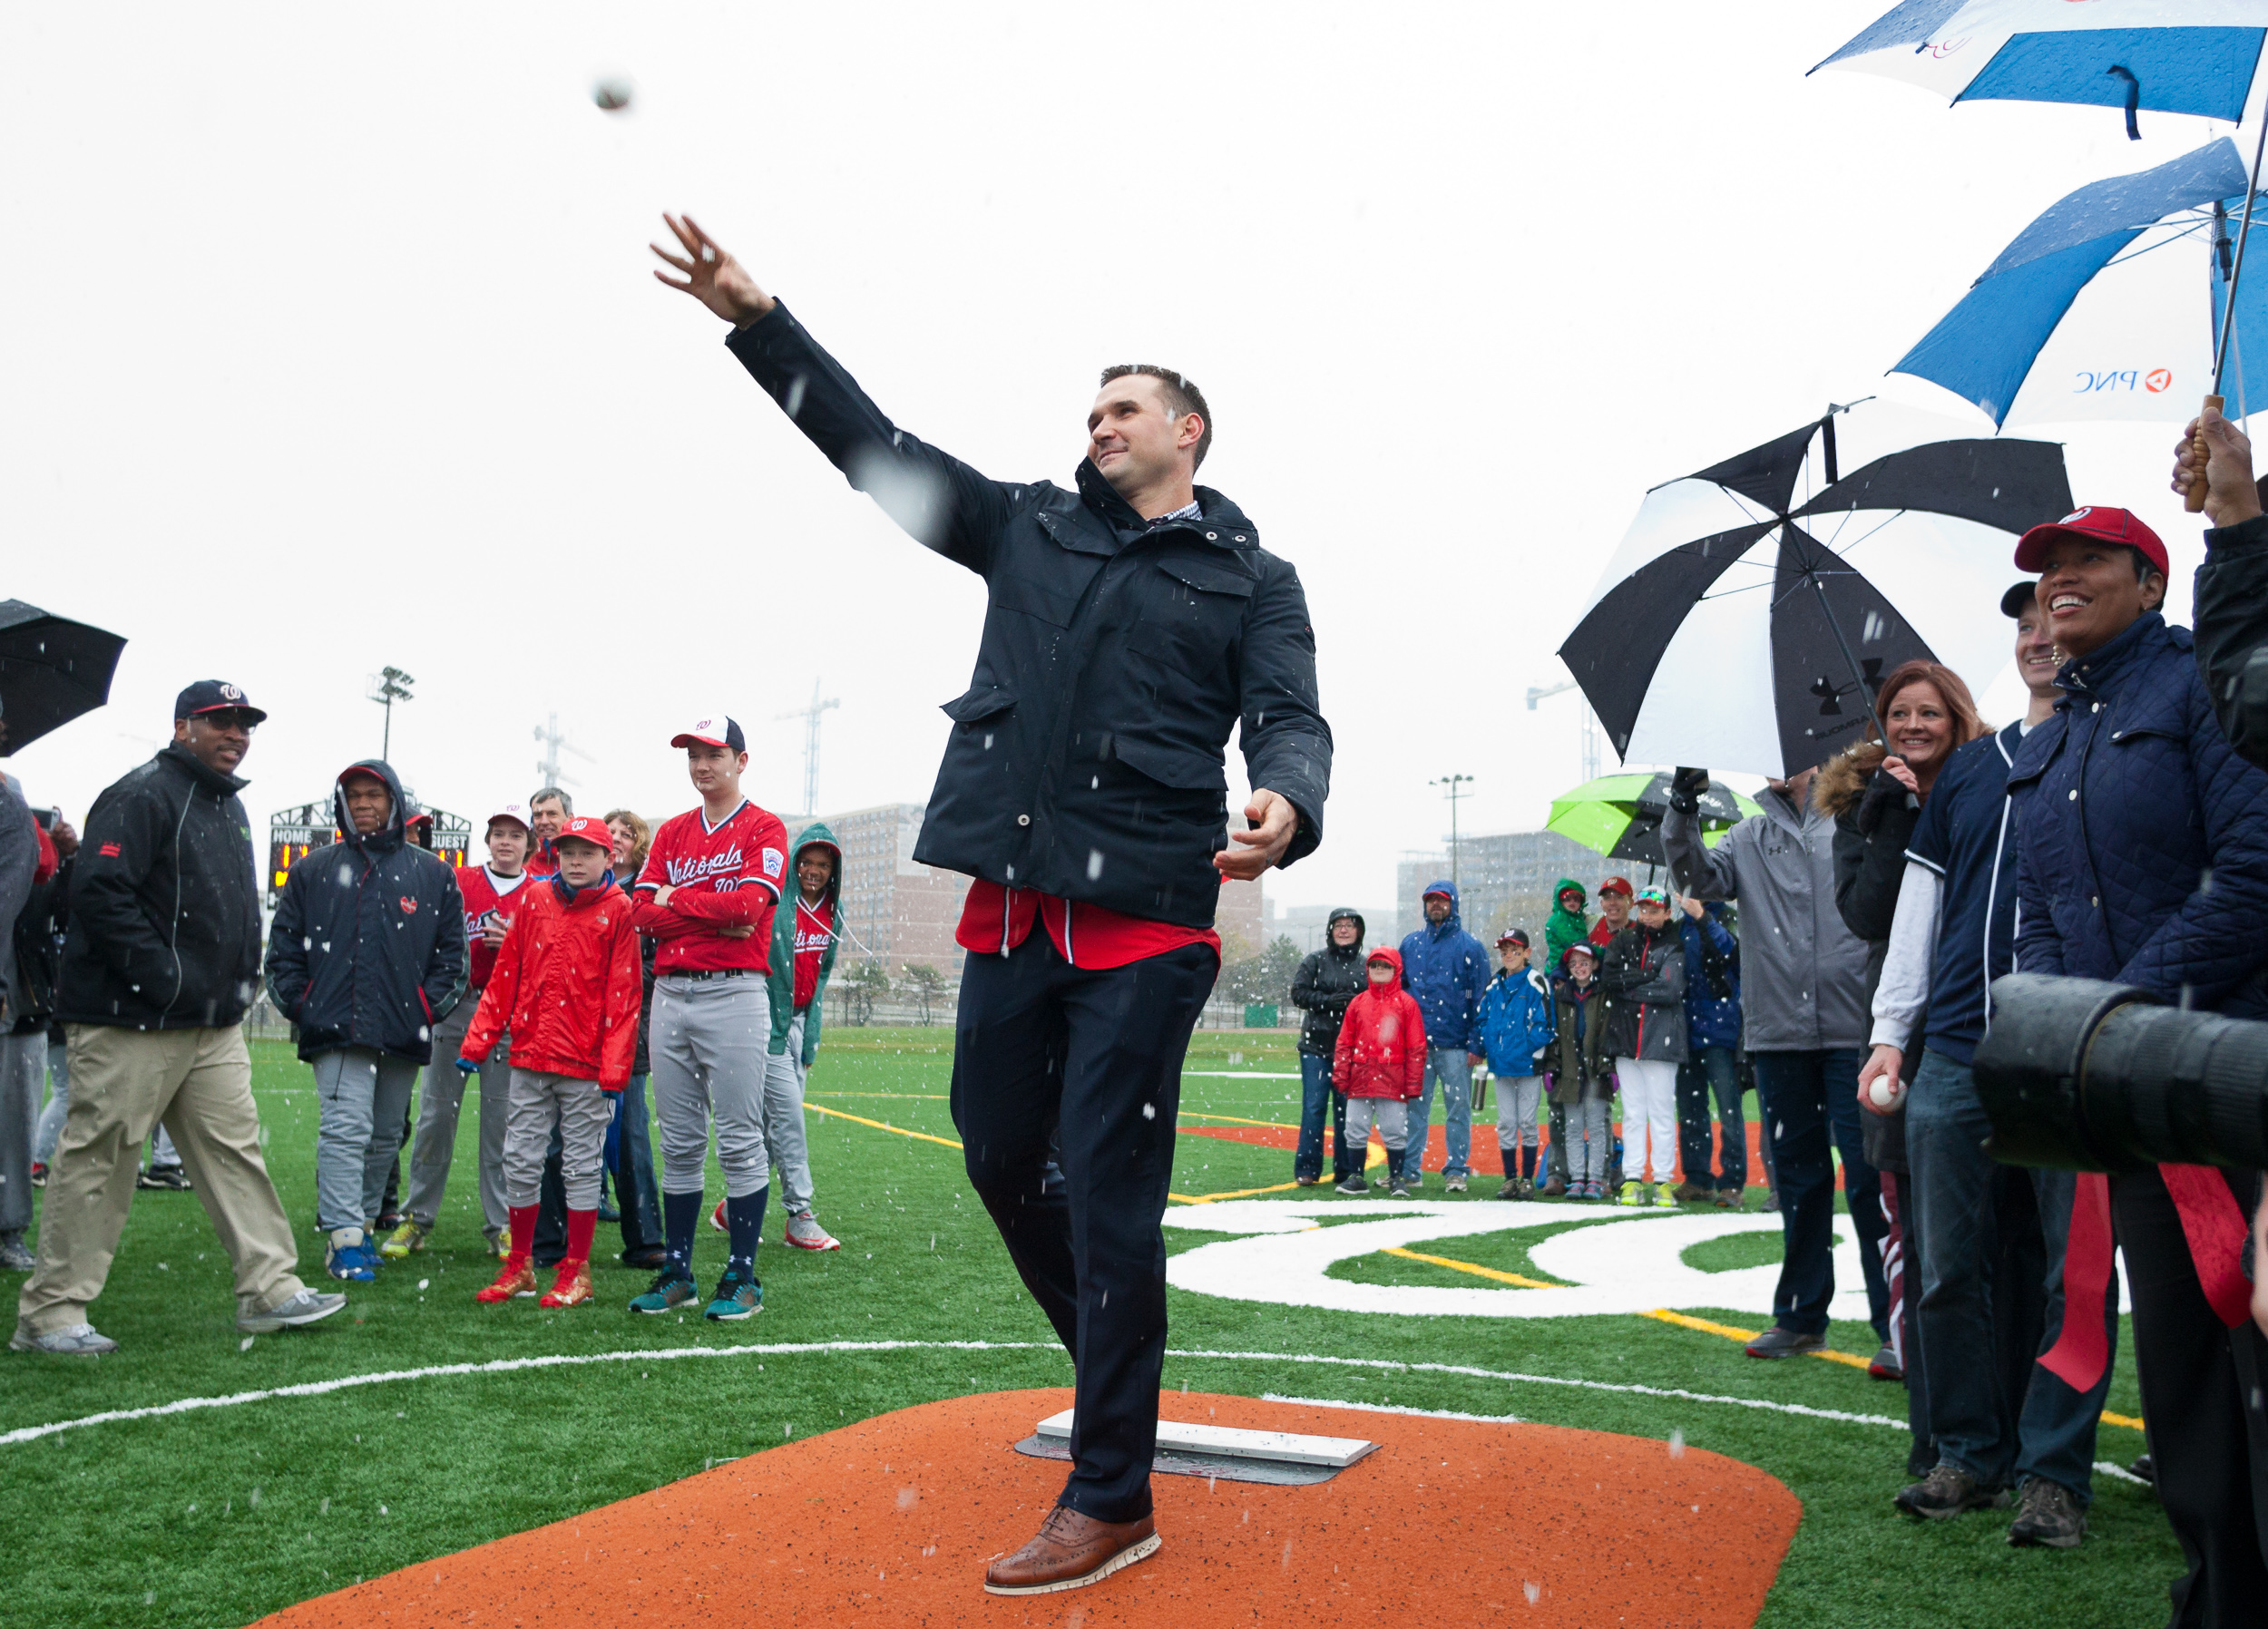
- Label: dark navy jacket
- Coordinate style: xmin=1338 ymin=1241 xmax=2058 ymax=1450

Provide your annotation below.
xmin=2009 ymin=613 xmax=2268 ymax=1018
xmin=1679 ymin=906 xmax=1742 ymax=1051
xmin=1397 ymin=879 xmax=1492 ymax=1050
xmin=266 ymin=759 xmax=467 ymax=1065
xmin=1905 ymin=721 xmax=2023 ymax=1065
xmin=725 ymin=306 xmax=1332 ymax=928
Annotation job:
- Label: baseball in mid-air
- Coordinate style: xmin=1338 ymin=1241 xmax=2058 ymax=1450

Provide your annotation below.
xmin=592 ymin=78 xmax=633 ymax=112
xmin=1870 ymin=1078 xmax=1898 ymax=1107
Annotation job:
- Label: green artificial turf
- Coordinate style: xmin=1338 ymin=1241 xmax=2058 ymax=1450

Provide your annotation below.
xmin=0 ymin=1029 xmax=2174 ymax=1627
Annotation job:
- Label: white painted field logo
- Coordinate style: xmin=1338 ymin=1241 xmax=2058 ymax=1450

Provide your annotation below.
xmin=1160 ymin=1200 xmax=1872 ymax=1322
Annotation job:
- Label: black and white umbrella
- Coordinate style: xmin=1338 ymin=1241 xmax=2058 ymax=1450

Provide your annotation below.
xmin=1557 ymin=401 xmax=2073 ymax=778
xmin=0 ymin=600 xmax=126 ymax=756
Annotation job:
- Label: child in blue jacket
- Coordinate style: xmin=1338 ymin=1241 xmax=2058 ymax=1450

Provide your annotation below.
xmin=1476 ymin=930 xmax=1555 ymax=1198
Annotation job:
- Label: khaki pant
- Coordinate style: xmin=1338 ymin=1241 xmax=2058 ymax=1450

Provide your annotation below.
xmin=17 ymin=1025 xmax=306 ymax=1335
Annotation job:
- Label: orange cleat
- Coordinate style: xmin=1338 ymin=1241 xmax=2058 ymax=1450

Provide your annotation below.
xmin=539 ymin=1262 xmax=592 ymax=1308
xmin=475 ymin=1258 xmax=536 ymax=1303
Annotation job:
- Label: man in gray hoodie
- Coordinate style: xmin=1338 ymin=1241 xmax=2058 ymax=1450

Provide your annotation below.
xmin=1665 ymin=766 xmax=1887 ymax=1358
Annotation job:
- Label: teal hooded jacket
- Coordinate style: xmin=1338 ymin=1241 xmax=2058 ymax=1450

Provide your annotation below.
xmin=766 ymin=822 xmax=843 ymax=1065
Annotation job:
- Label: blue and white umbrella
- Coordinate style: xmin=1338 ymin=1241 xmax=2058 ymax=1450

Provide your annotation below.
xmin=1894 ymin=136 xmax=2268 ymax=424
xmin=1814 ymin=1 xmax=2268 ymax=137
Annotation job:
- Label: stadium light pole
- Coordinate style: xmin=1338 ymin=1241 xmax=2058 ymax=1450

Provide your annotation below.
xmin=367 ymin=667 xmax=415 ymax=759
xmin=1431 ymin=773 xmax=1474 ymax=889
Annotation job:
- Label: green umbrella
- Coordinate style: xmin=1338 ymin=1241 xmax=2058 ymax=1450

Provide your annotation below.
xmin=1547 ymin=772 xmax=1759 ymax=865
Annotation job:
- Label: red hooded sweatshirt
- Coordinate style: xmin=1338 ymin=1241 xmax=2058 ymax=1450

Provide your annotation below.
xmin=460 ymin=873 xmax=642 ymax=1091
xmin=1333 ymin=947 xmax=1427 ymax=1100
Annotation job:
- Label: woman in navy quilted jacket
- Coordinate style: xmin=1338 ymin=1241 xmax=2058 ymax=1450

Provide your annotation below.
xmin=2009 ymin=501 xmax=2268 ymax=1605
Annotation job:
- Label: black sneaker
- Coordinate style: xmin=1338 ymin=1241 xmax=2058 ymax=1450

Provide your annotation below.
xmin=1334 ymin=1175 xmax=1368 ymax=1195
xmin=1894 ymin=1463 xmax=2009 ymax=1520
xmin=135 ymin=1164 xmax=192 ymax=1192
xmin=2128 ymin=1452 xmax=2155 ymax=1485
xmin=1744 ymin=1326 xmax=1824 ymax=1360
xmin=2008 ymin=1478 xmax=2087 ymax=1548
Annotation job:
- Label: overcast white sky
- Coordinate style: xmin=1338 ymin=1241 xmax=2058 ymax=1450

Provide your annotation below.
xmin=0 ymin=4 xmax=2244 ymax=911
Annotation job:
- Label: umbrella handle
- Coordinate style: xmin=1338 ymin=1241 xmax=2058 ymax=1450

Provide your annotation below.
xmin=2186 ymin=394 xmax=2224 ymax=514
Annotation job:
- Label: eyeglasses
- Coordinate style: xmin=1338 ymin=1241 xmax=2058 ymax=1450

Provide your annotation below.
xmin=192 ymin=710 xmax=260 ymax=733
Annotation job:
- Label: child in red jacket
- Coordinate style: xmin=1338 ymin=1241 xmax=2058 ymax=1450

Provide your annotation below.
xmin=1332 ymin=947 xmax=1426 ymax=1198
xmin=459 ymin=815 xmax=642 ymax=1308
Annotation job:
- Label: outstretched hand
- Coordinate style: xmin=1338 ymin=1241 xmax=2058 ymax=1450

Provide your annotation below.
xmin=2172 ymin=404 xmax=2267 ymax=527
xmin=1215 ymin=790 xmax=1299 ymax=881
xmin=650 ymin=213 xmax=776 ymax=327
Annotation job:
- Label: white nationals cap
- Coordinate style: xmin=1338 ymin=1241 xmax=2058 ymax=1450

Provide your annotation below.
xmin=486 ymin=802 xmax=532 ymax=833
xmin=670 ymin=715 xmax=746 ymax=753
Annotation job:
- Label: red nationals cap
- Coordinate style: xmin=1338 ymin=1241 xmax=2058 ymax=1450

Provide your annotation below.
xmin=2013 ymin=506 xmax=2168 ymax=576
xmin=553 ymin=814 xmax=613 ymax=849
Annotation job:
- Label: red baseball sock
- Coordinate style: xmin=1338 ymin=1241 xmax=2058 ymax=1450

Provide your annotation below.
xmin=563 ymin=1207 xmax=596 ymax=1268
xmin=507 ymin=1204 xmax=538 ymax=1263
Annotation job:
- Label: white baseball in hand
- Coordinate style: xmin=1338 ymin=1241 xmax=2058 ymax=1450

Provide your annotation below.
xmin=1870 ymin=1079 xmax=1898 ymax=1107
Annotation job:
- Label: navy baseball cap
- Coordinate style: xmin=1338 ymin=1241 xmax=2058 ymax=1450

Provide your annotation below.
xmin=2000 ymin=580 xmax=2038 ymax=619
xmin=670 ymin=714 xmax=746 ymax=753
xmin=174 ymin=679 xmax=267 ymax=725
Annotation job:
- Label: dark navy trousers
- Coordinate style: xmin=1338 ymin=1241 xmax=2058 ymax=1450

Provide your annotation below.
xmin=952 ymin=931 xmax=1217 ymax=1524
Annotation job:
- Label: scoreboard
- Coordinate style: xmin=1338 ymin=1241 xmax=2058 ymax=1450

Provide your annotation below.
xmin=268 ymin=797 xmax=474 ymax=906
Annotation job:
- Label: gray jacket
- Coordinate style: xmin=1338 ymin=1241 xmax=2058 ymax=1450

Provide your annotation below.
xmin=1663 ymin=788 xmax=1869 ymax=1052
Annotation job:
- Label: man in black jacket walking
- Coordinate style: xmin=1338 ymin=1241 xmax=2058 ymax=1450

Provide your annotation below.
xmin=15 ymin=683 xmax=344 ymax=1356
xmin=1291 ymin=910 xmax=1366 ymax=1186
xmin=657 ymin=213 xmax=1331 ymax=1595
xmin=267 ymin=760 xmax=465 ymax=1283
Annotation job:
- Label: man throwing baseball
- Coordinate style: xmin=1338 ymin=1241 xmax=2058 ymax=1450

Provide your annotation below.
xmin=656 ymin=214 xmax=1332 ymax=1596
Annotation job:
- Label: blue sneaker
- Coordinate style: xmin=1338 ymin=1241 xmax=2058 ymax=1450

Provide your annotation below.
xmin=627 ymin=1264 xmax=700 ymax=1315
xmin=704 ymin=1265 xmax=762 ymax=1322
xmin=324 ymin=1229 xmax=376 ymax=1283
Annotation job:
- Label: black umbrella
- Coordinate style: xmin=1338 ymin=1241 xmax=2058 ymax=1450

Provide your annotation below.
xmin=0 ymin=600 xmax=127 ymax=756
xmin=1558 ymin=403 xmax=2073 ymax=777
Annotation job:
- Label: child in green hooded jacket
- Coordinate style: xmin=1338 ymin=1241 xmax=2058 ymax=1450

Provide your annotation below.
xmin=1538 ymin=879 xmax=1590 ymax=1193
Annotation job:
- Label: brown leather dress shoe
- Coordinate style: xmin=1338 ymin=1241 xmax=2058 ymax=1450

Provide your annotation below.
xmin=982 ymin=1503 xmax=1161 ymax=1595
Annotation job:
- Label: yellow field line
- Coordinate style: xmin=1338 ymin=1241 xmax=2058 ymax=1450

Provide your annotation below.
xmin=1384 ymin=1246 xmax=1560 ymax=1290
xmin=804 ymin=1094 xmax=1299 ymax=1205
xmin=808 ymin=1091 xmax=950 ymax=1101
xmin=802 ymin=1101 xmax=964 ymax=1152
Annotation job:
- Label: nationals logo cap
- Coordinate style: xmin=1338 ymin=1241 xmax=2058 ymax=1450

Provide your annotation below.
xmin=670 ymin=715 xmax=746 ymax=753
xmin=174 ymin=678 xmax=268 ymax=725
xmin=2013 ymin=506 xmax=2168 ymax=576
xmin=553 ymin=814 xmax=613 ymax=850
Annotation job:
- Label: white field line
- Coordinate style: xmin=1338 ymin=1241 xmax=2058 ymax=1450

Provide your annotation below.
xmin=2093 ymin=1459 xmax=2150 ymax=1487
xmin=0 ymin=1340 xmax=1914 ymax=1449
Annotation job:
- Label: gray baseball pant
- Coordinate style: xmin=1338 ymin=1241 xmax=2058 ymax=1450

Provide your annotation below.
xmin=650 ymin=974 xmax=771 ymax=1198
xmin=503 ymin=1070 xmax=611 ymax=1210
xmin=764 ymin=1012 xmax=816 ymax=1215
xmin=405 ymin=1002 xmax=510 ymax=1242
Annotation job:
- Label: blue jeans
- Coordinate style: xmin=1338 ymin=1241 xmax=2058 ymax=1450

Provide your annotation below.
xmin=1909 ymin=1049 xmax=2112 ymax=1500
xmin=1677 ymin=1045 xmax=1745 ymax=1191
xmin=1752 ymin=1048 xmax=1888 ymax=1338
xmin=1400 ymin=1048 xmax=1471 ymax=1181
xmin=1295 ymin=1053 xmax=1351 ymax=1182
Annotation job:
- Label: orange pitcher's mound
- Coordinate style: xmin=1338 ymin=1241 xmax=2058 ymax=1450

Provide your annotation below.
xmin=258 ymin=1389 xmax=1801 ymax=1627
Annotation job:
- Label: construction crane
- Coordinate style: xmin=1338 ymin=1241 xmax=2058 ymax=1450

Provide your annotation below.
xmin=777 ymin=679 xmax=840 ymax=816
xmin=1526 ymin=678 xmax=1601 ymax=782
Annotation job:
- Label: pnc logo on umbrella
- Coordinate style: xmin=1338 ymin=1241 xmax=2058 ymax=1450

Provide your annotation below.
xmin=2146 ymin=367 xmax=2172 ymax=393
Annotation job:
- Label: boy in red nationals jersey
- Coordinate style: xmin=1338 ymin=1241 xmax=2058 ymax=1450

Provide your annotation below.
xmin=628 ymin=715 xmax=788 ymax=1322
xmin=461 ymin=816 xmax=641 ymax=1309
xmin=389 ymin=803 xmax=533 ymax=1260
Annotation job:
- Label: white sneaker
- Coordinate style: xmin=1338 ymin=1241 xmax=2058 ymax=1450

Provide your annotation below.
xmin=1443 ymin=1175 xmax=1469 ymax=1194
xmin=239 ymin=1288 xmax=348 ymax=1334
xmin=10 ymin=1322 xmax=118 ymax=1356
xmin=785 ymin=1213 xmax=840 ymax=1252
